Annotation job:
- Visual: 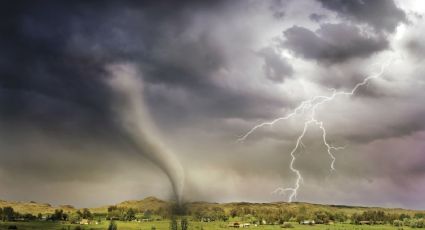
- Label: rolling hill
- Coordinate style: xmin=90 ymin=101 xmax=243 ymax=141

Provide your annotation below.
xmin=0 ymin=197 xmax=423 ymax=216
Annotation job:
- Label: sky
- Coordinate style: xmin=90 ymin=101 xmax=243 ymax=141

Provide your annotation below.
xmin=1 ymin=0 xmax=425 ymax=209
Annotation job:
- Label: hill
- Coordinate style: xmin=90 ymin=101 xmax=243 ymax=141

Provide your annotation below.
xmin=1 ymin=197 xmax=423 ymax=217
xmin=90 ymin=196 xmax=169 ymax=213
xmin=0 ymin=200 xmax=75 ymax=214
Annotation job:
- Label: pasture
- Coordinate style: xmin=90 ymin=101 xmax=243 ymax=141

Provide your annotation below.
xmin=0 ymin=221 xmax=407 ymax=230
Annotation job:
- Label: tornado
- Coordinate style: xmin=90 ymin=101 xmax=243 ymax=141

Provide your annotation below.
xmin=106 ymin=63 xmax=184 ymax=204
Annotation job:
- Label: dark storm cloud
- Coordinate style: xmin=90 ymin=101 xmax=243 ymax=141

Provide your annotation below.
xmin=1 ymin=0 xmax=425 ymax=209
xmin=257 ymin=47 xmax=293 ymax=83
xmin=282 ymin=23 xmax=389 ymax=64
xmin=317 ymin=0 xmax=407 ymax=33
xmin=0 ymin=0 xmax=277 ymax=134
xmin=309 ymin=13 xmax=327 ymax=22
xmin=0 ymin=0 xmax=290 ymax=204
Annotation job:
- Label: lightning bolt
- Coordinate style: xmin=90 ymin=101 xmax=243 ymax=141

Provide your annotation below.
xmin=238 ymin=58 xmax=395 ymax=202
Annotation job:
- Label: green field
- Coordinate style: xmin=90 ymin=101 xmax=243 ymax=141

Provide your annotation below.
xmin=0 ymin=221 xmax=409 ymax=230
xmin=1 ymin=197 xmax=423 ymax=230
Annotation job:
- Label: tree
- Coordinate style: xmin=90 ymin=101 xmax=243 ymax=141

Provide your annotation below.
xmin=23 ymin=213 xmax=36 ymax=221
xmin=416 ymin=213 xmax=425 ymax=219
xmin=334 ymin=211 xmax=347 ymax=223
xmin=351 ymin=213 xmax=361 ymax=225
xmin=81 ymin=208 xmax=92 ymax=219
xmin=68 ymin=212 xmax=81 ymax=223
xmin=51 ymin=209 xmax=67 ymax=221
xmin=181 ymin=218 xmax=189 ymax=230
xmin=393 ymin=220 xmax=403 ymax=227
xmin=230 ymin=208 xmax=239 ymax=218
xmin=125 ymin=208 xmax=136 ymax=221
xmin=170 ymin=218 xmax=178 ymax=230
xmin=3 ymin=207 xmax=15 ymax=221
xmin=144 ymin=210 xmax=153 ymax=219
xmin=314 ymin=211 xmax=330 ymax=224
xmin=108 ymin=206 xmax=118 ymax=212
xmin=108 ymin=220 xmax=118 ymax=230
xmin=211 ymin=207 xmax=226 ymax=221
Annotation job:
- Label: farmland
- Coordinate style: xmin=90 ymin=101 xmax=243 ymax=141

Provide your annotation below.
xmin=0 ymin=197 xmax=424 ymax=230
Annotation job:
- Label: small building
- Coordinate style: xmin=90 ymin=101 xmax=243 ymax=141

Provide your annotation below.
xmin=228 ymin=222 xmax=251 ymax=228
xmin=79 ymin=219 xmax=89 ymax=225
xmin=228 ymin=222 xmax=241 ymax=228
xmin=300 ymin=220 xmax=315 ymax=225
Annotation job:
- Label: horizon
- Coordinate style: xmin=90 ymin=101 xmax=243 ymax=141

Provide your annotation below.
xmin=2 ymin=195 xmax=425 ymax=212
xmin=1 ymin=0 xmax=425 ymax=210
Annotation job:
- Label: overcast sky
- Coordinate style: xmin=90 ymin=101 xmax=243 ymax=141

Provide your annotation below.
xmin=1 ymin=0 xmax=425 ymax=209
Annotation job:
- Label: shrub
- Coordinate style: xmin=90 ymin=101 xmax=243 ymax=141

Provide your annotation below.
xmin=7 ymin=225 xmax=17 ymax=230
xmin=417 ymin=219 xmax=425 ymax=228
xmin=393 ymin=220 xmax=403 ymax=227
xmin=282 ymin=222 xmax=294 ymax=228
xmin=108 ymin=221 xmax=118 ymax=230
xmin=410 ymin=219 xmax=418 ymax=228
xmin=74 ymin=226 xmax=82 ymax=230
xmin=181 ymin=218 xmax=189 ymax=230
xmin=170 ymin=218 xmax=178 ymax=230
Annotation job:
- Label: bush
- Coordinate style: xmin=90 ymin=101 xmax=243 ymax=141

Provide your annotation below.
xmin=282 ymin=222 xmax=294 ymax=228
xmin=417 ymin=219 xmax=425 ymax=228
xmin=170 ymin=218 xmax=178 ymax=230
xmin=410 ymin=219 xmax=418 ymax=228
xmin=108 ymin=221 xmax=118 ymax=230
xmin=74 ymin=226 xmax=82 ymax=230
xmin=181 ymin=218 xmax=189 ymax=230
xmin=393 ymin=220 xmax=403 ymax=227
xmin=7 ymin=225 xmax=17 ymax=229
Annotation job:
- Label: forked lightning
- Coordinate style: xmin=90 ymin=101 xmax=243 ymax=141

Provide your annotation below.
xmin=238 ymin=59 xmax=395 ymax=202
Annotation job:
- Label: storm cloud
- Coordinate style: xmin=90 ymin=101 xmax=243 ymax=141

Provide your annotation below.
xmin=317 ymin=0 xmax=407 ymax=32
xmin=283 ymin=23 xmax=389 ymax=64
xmin=1 ymin=0 xmax=425 ymax=209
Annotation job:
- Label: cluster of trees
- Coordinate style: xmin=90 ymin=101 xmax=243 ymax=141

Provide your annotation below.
xmin=2 ymin=203 xmax=425 ymax=228
xmin=106 ymin=206 xmax=137 ymax=221
xmin=351 ymin=210 xmax=388 ymax=224
xmin=348 ymin=210 xmax=425 ymax=228
xmin=190 ymin=207 xmax=227 ymax=222
xmin=0 ymin=206 xmax=97 ymax=223
xmin=46 ymin=208 xmax=94 ymax=222
xmin=394 ymin=218 xmax=425 ymax=228
xmin=392 ymin=213 xmax=425 ymax=228
xmin=170 ymin=218 xmax=188 ymax=230
xmin=185 ymin=205 xmax=349 ymax=225
xmin=0 ymin=206 xmax=38 ymax=221
xmin=185 ymin=205 xmax=425 ymax=227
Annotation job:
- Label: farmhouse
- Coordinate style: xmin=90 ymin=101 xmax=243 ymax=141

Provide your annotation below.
xmin=227 ymin=222 xmax=251 ymax=228
xmin=300 ymin=220 xmax=315 ymax=225
xmin=79 ymin=219 xmax=89 ymax=225
xmin=228 ymin=222 xmax=240 ymax=228
xmin=359 ymin=221 xmax=371 ymax=225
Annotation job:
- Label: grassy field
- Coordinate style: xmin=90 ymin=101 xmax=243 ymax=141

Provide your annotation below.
xmin=0 ymin=221 xmax=408 ymax=230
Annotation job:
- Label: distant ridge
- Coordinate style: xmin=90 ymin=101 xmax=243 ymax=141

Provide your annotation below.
xmin=0 ymin=200 xmax=75 ymax=214
xmin=1 ymin=196 xmax=423 ymax=215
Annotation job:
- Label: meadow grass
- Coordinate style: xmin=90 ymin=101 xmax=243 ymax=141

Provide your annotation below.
xmin=0 ymin=221 xmax=408 ymax=230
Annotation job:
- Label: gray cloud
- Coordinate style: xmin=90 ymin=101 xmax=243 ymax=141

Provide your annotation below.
xmin=317 ymin=0 xmax=407 ymax=33
xmin=257 ymin=47 xmax=294 ymax=82
xmin=1 ymin=0 xmax=425 ymax=209
xmin=283 ymin=23 xmax=389 ymax=64
xmin=309 ymin=13 xmax=327 ymax=22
